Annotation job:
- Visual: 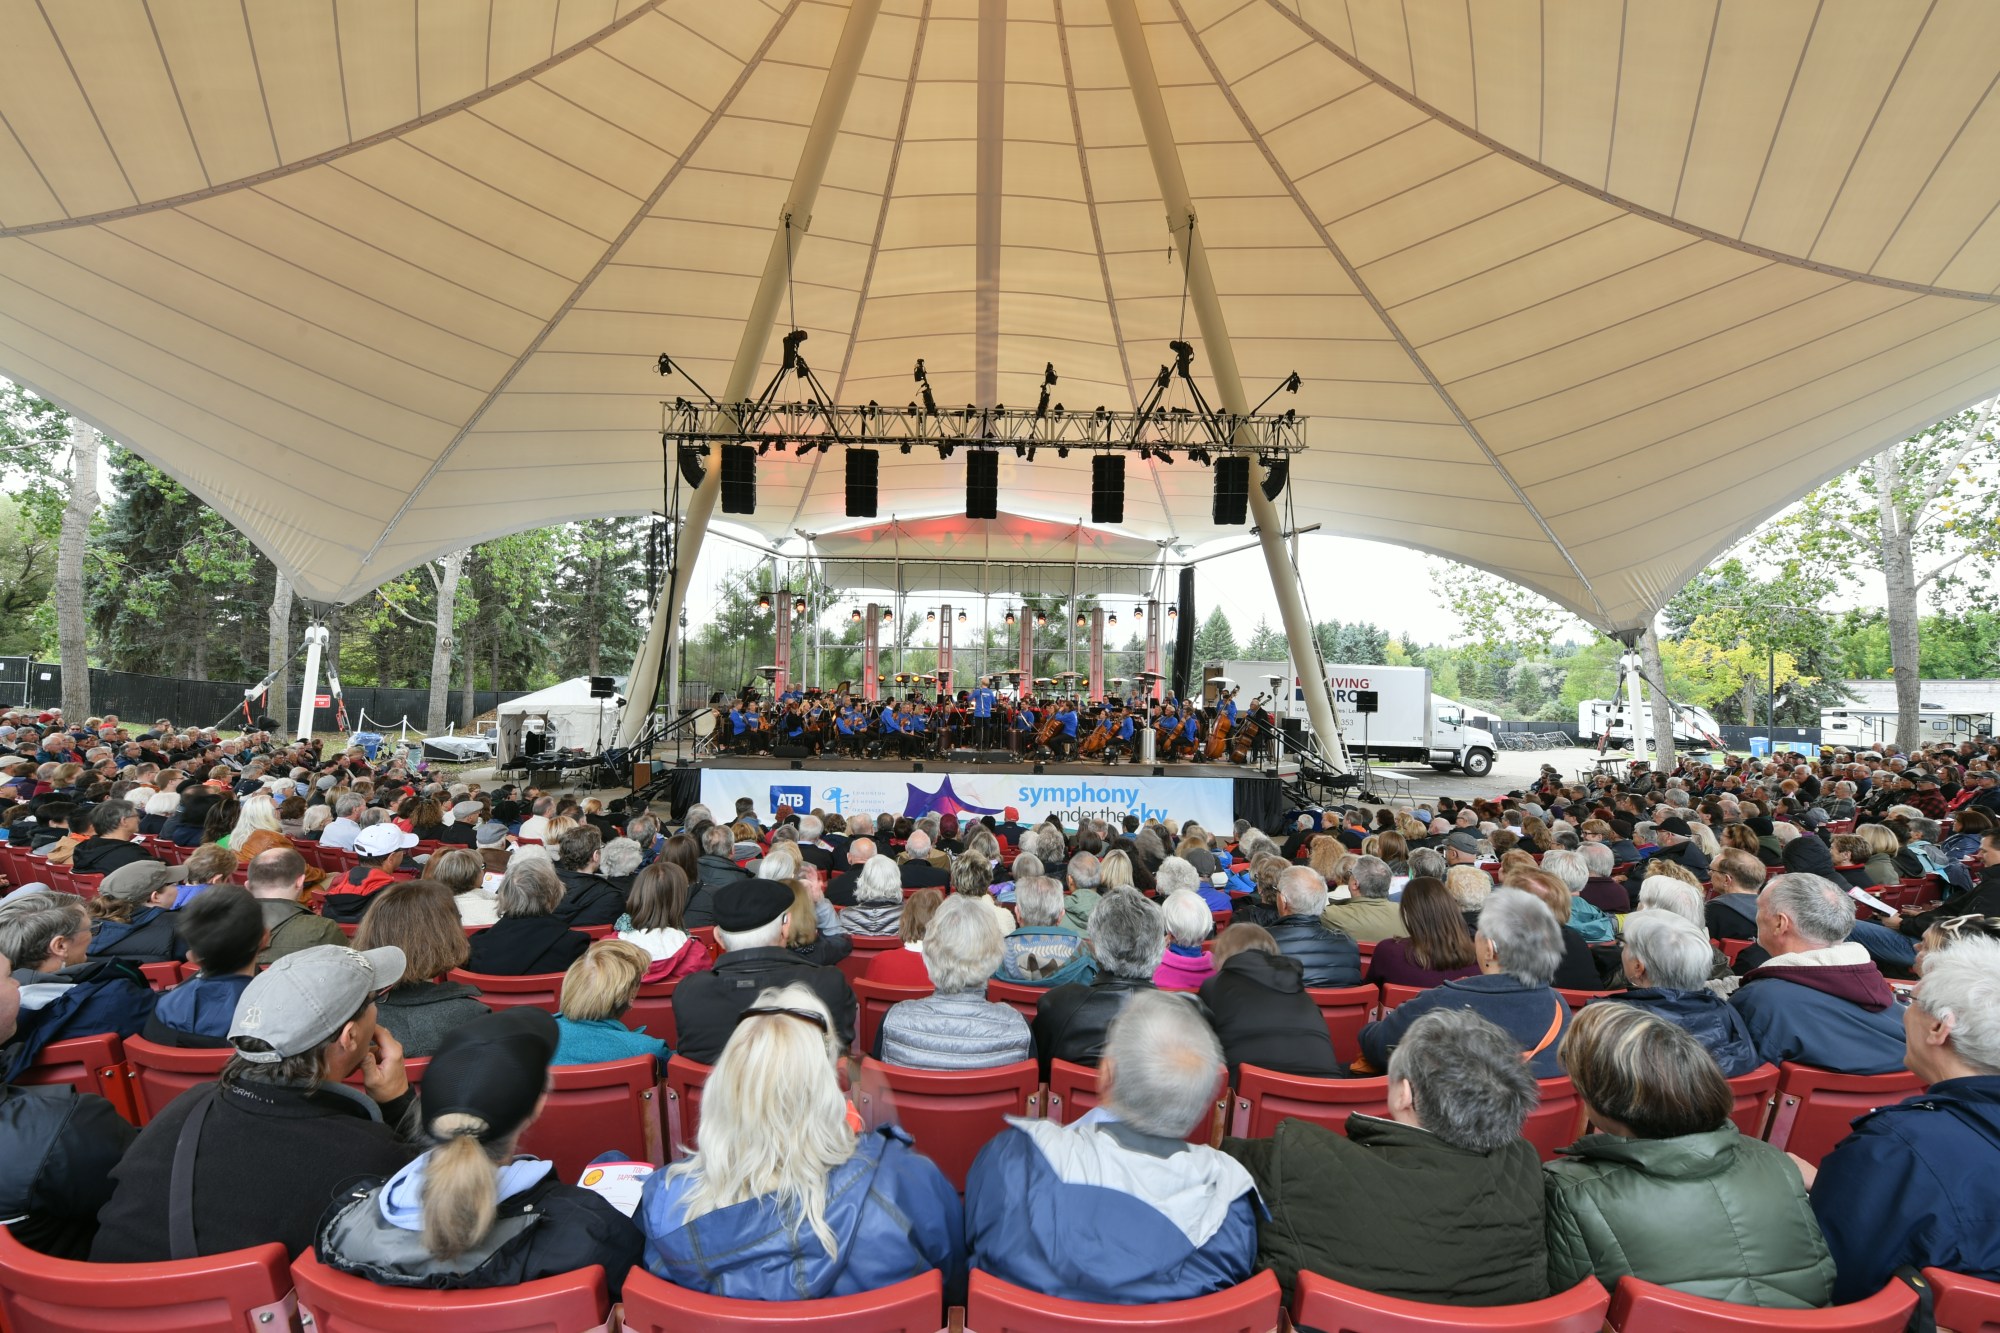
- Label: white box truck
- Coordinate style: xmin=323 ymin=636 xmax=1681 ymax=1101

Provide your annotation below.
xmin=1577 ymin=699 xmax=1724 ymax=749
xmin=1203 ymin=660 xmax=1496 ymax=776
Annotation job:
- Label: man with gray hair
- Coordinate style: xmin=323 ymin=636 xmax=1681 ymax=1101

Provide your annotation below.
xmin=967 ymin=990 xmax=1258 ymax=1304
xmin=1321 ymin=854 xmax=1408 ymax=943
xmin=1603 ymin=910 xmax=1760 ymax=1076
xmin=1031 ymin=889 xmax=1163 ymax=1077
xmin=1269 ymin=866 xmax=1362 ymax=987
xmin=1731 ymin=873 xmax=1906 ymax=1074
xmin=1222 ymin=1009 xmax=1549 ymax=1306
xmin=1575 ymin=840 xmax=1631 ymax=914
xmin=897 ymin=829 xmax=951 ymax=890
xmin=1061 ymin=849 xmax=1103 ymax=932
xmin=997 ymin=875 xmax=1096 ymax=987
xmin=319 ymin=792 xmax=367 ymax=851
xmin=1812 ymin=934 xmax=2000 ymax=1301
xmin=825 ymin=835 xmax=875 ymax=906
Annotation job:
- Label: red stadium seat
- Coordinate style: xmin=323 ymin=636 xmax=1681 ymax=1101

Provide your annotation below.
xmin=623 ymin=975 xmax=682 ymax=1049
xmin=15 ymin=1032 xmax=139 ymax=1124
xmin=1355 ymin=939 xmax=1377 ymax=962
xmin=1726 ymin=1064 xmax=1781 ymax=1137
xmin=1557 ymin=988 xmax=1618 ymax=1010
xmin=1305 ymin=985 xmax=1378 ymax=1063
xmin=1049 ymin=1058 xmax=1219 ymax=1146
xmin=0 ymin=1224 xmax=294 ymax=1333
xmin=851 ymin=1056 xmax=1040 ymax=1191
xmin=851 ymin=976 xmax=934 ymax=1056
xmin=663 ymin=1054 xmax=713 ymax=1160
xmin=688 ymin=925 xmax=718 ymax=958
xmin=967 ymin=1267 xmax=1281 ymax=1332
xmin=444 ymin=969 xmax=563 ymax=1013
xmin=1230 ymin=1066 xmax=1392 ymax=1139
xmin=1294 ymin=1270 xmax=1609 ymax=1332
xmin=1716 ymin=938 xmax=1756 ymax=966
xmin=1523 ymin=1076 xmax=1585 ymax=1161
xmin=290 ymin=1251 xmax=610 ymax=1333
xmin=1924 ymin=1267 xmax=2000 ymax=1333
xmin=986 ymin=978 xmax=1047 ymax=1020
xmin=67 ymin=872 xmax=103 ymax=899
xmin=121 ymin=1035 xmax=228 ymax=1124
xmin=1604 ymin=1275 xmax=1916 ymax=1332
xmin=139 ymin=959 xmax=183 ymax=991
xmin=577 ymin=923 xmax=617 ymax=940
xmin=516 ymin=1054 xmax=660 ymax=1182
xmin=621 ymin=1266 xmax=943 ymax=1331
xmin=1762 ymin=1063 xmax=1924 ymax=1168
xmin=1377 ymin=982 xmax=1426 ymax=1012
xmin=837 ymin=934 xmax=906 ymax=984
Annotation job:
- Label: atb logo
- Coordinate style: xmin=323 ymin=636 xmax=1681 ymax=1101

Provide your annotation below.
xmin=769 ymin=784 xmax=812 ymax=815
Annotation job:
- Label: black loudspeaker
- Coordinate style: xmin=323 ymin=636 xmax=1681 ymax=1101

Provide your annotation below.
xmin=587 ymin=676 xmax=615 ymax=698
xmin=773 ymin=744 xmax=810 ymax=759
xmin=1091 ymin=454 xmax=1125 ymax=524
xmin=719 ymin=445 xmax=756 ymax=514
xmin=1352 ymin=689 xmax=1379 ymax=714
xmin=845 ymin=448 xmax=878 ymax=517
xmin=966 ymin=449 xmax=999 ymax=519
xmin=1261 ymin=454 xmax=1289 ymax=500
xmin=677 ymin=443 xmax=707 ymax=488
xmin=1212 ymin=455 xmax=1250 ymax=525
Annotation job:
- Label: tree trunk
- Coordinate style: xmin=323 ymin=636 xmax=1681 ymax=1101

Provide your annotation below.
xmin=56 ymin=420 xmax=99 ymax=721
xmin=426 ymin=551 xmax=465 ymax=733
xmin=1876 ymin=450 xmax=1923 ymax=752
xmin=1639 ymin=622 xmax=1678 ymax=772
xmin=1739 ymin=676 xmax=1759 ymax=727
xmin=459 ymin=627 xmax=477 ymax=728
xmin=267 ymin=570 xmax=293 ymax=719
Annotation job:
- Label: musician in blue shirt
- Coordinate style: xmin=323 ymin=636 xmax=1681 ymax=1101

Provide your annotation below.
xmin=727 ymin=704 xmax=750 ymax=753
xmin=906 ymin=705 xmax=929 ymax=758
xmin=971 ymin=679 xmax=997 ymax=747
xmin=1108 ymin=707 xmax=1136 ymax=763
xmin=1053 ymin=701 xmax=1080 ymax=758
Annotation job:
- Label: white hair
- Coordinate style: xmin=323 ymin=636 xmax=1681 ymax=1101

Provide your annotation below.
xmin=1622 ymin=908 xmax=1713 ymax=991
xmin=1102 ymin=991 xmax=1223 ymax=1139
xmin=855 ymin=855 xmax=902 ymax=905
xmin=1160 ymin=889 xmax=1214 ymax=947
xmin=904 ymin=828 xmax=932 ymax=858
xmin=922 ymin=895 xmax=1006 ymax=993
xmin=1637 ymin=876 xmax=1704 ymax=928
xmin=715 ymin=916 xmax=787 ymax=952
xmin=1278 ymin=865 xmax=1328 ymax=916
xmin=1154 ymin=856 xmax=1201 ymax=897
xmin=1475 ymin=889 xmax=1563 ymax=989
xmin=1013 ymin=875 xmax=1064 ymax=927
xmin=1917 ymin=936 xmax=2000 ymax=1076
xmin=1539 ymin=848 xmax=1588 ymax=893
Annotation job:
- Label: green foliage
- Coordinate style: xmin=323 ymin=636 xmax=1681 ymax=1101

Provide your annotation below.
xmin=1192 ymin=606 xmax=1238 ymax=662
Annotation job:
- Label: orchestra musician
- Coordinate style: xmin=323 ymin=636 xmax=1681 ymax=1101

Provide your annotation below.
xmin=1014 ymin=697 xmax=1038 ymax=754
xmin=971 ymin=677 xmax=998 ymax=748
xmin=1103 ymin=704 xmax=1136 ymax=764
xmin=1052 ymin=698 xmax=1080 ymax=759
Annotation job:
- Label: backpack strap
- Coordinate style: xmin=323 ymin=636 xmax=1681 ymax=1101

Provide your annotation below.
xmin=167 ymin=1088 xmax=216 ymax=1260
xmin=1524 ymin=994 xmax=1565 ymax=1061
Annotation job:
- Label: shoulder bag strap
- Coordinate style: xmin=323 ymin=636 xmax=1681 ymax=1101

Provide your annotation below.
xmin=167 ymin=1089 xmax=216 ymax=1260
xmin=1524 ymin=994 xmax=1566 ymax=1061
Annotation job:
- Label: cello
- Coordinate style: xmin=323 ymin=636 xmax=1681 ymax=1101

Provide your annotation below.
xmin=1079 ymin=709 xmax=1110 ymax=756
xmin=1230 ymin=693 xmax=1268 ymax=764
xmin=1204 ymin=699 xmax=1232 ymax=760
xmin=1033 ymin=697 xmax=1063 ymax=751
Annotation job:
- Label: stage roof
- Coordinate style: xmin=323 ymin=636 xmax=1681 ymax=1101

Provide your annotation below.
xmin=808 ymin=511 xmax=1168 ymax=597
xmin=4 ymin=0 xmax=2000 ymax=630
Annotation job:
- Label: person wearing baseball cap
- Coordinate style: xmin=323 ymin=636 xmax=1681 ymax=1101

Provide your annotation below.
xmin=316 ymin=1008 xmax=644 ymax=1295
xmin=90 ymin=944 xmax=420 ymax=1262
xmin=668 ymin=878 xmax=857 ymax=1063
xmin=84 ymin=859 xmax=189 ymax=966
xmin=1646 ymin=816 xmax=1711 ymax=879
xmin=321 ymin=821 xmax=420 ymax=924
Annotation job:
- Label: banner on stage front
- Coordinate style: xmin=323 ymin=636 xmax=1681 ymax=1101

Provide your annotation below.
xmin=698 ymin=766 xmax=1236 ymax=830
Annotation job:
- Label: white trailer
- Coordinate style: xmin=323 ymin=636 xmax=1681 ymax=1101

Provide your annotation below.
xmin=1578 ymin=698 xmax=1724 ymax=749
xmin=1203 ymin=660 xmax=1496 ymax=776
xmin=1821 ymin=704 xmax=1994 ymax=748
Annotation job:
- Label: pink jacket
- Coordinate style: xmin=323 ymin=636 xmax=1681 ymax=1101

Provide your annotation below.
xmin=1153 ymin=946 xmax=1216 ymax=992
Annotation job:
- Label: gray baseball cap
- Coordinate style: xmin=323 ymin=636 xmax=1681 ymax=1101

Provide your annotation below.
xmin=229 ymin=944 xmax=406 ymax=1062
xmin=1445 ymin=830 xmax=1482 ymax=856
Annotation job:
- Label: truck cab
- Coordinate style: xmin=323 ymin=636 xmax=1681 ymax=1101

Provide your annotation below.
xmin=1430 ymin=703 xmax=1496 ymax=777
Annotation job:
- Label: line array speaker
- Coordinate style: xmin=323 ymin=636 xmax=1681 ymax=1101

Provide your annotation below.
xmin=719 ymin=444 xmax=756 ymax=514
xmin=1212 ymin=455 xmax=1250 ymax=525
xmin=1091 ymin=453 xmax=1125 ymax=525
xmin=845 ymin=447 xmax=878 ymax=517
xmin=966 ymin=448 xmax=999 ymax=519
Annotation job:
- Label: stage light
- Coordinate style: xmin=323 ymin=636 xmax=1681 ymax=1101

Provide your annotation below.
xmin=793 ymin=597 xmax=808 ymax=615
xmin=926 ymin=609 xmax=936 ymax=623
xmin=1133 ymin=605 xmax=1144 ymax=621
xmin=1035 ymin=612 xmax=1047 ymax=628
xmin=882 ymin=609 xmax=894 ymax=623
xmin=851 ymin=608 xmax=862 ymax=623
xmin=756 ymin=594 xmax=772 ymax=613
xmin=939 ymin=443 xmax=956 ymax=459
xmin=900 ymin=442 xmax=912 ymax=454
xmin=1168 ymin=606 xmax=1178 ymax=620
xmin=957 ymin=610 xmax=967 ymax=623
xmin=1075 ymin=612 xmax=1087 ymax=629
xmin=1057 ymin=445 xmax=1070 ymax=459
xmin=756 ymin=441 xmax=772 ymax=456
xmin=1005 ymin=610 xmax=1016 ymax=625
xmin=1107 ymin=612 xmax=1118 ymax=627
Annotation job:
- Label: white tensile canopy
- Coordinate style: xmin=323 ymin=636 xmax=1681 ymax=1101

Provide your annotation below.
xmin=809 ymin=512 xmax=1170 ymax=597
xmin=493 ymin=676 xmax=621 ymax=763
xmin=5 ymin=0 xmax=2000 ymax=639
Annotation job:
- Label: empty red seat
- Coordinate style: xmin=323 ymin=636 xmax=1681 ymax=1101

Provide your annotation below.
xmin=968 ymin=1267 xmax=1281 ymax=1332
xmin=1230 ymin=1065 xmax=1392 ymax=1139
xmin=663 ymin=1053 xmax=713 ymax=1160
xmin=1716 ymin=938 xmax=1756 ymax=966
xmin=1557 ymin=988 xmax=1618 ymax=1010
xmin=14 ymin=1032 xmax=139 ymax=1124
xmin=1377 ymin=982 xmax=1426 ymax=1012
xmin=1762 ymin=1063 xmax=1924 ymax=1168
xmin=621 ymin=1265 xmax=943 ymax=1331
xmin=622 ymin=975 xmax=682 ymax=1049
xmin=1924 ymin=1267 xmax=2000 ymax=1333
xmin=1522 ymin=1076 xmax=1585 ymax=1161
xmin=850 ymin=976 xmax=934 ymax=1056
xmin=1050 ymin=1059 xmax=1218 ymax=1146
xmin=1604 ymin=1275 xmax=1916 ymax=1331
xmin=444 ymin=969 xmax=563 ymax=1014
xmin=516 ymin=1054 xmax=660 ymax=1182
xmin=1295 ymin=1269 xmax=1609 ymax=1332
xmin=985 ymin=978 xmax=1047 ymax=1020
xmin=851 ymin=1056 xmax=1040 ymax=1191
xmin=1306 ymin=985 xmax=1378 ymax=1063
xmin=121 ymin=1035 xmax=228 ymax=1124
xmin=1726 ymin=1064 xmax=1780 ymax=1138
xmin=0 ymin=1224 xmax=294 ymax=1333
xmin=290 ymin=1250 xmax=609 ymax=1332
xmin=837 ymin=934 xmax=905 ymax=984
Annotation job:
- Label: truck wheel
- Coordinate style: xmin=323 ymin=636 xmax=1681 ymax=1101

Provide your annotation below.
xmin=1461 ymin=749 xmax=1493 ymax=777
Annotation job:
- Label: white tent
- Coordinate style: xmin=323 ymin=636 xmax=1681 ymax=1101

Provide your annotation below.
xmin=494 ymin=678 xmax=621 ymax=765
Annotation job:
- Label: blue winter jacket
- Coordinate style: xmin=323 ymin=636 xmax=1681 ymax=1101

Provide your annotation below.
xmin=1359 ymin=973 xmax=1572 ymax=1076
xmin=151 ymin=973 xmax=254 ymax=1041
xmin=965 ymin=1114 xmax=1260 ymax=1306
xmin=638 ymin=1126 xmax=963 ymax=1301
xmin=1590 ymin=988 xmax=1763 ymax=1077
xmin=1729 ymin=959 xmax=1907 ymax=1076
xmin=1812 ymin=1075 xmax=2000 ymax=1303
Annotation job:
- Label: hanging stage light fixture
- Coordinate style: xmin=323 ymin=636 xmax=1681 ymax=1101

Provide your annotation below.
xmin=850 ymin=608 xmax=863 ymax=623
xmin=755 ymin=594 xmax=772 ymax=613
xmin=1004 ymin=610 xmax=1016 ymax=625
xmin=793 ymin=597 xmax=808 ymax=615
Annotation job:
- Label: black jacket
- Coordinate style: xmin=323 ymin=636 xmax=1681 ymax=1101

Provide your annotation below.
xmin=825 ymin=867 xmax=862 ymax=907
xmin=1198 ymin=952 xmax=1340 ymax=1083
xmin=412 ymin=822 xmax=475 ymax=847
xmin=462 ymin=916 xmax=590 ymax=976
xmin=88 ymin=906 xmax=187 ymax=965
xmin=1553 ymin=926 xmax=1606 ymax=990
xmin=899 ymin=861 xmax=951 ymax=890
xmin=671 ymin=946 xmax=857 ymax=1064
xmin=1030 ymin=975 xmax=1157 ymax=1078
xmin=91 ymin=1076 xmax=419 ymax=1262
xmin=317 ymin=1167 xmax=643 ymax=1298
xmin=69 ymin=836 xmax=157 ymax=876
xmin=1267 ymin=914 xmax=1362 ymax=988
xmin=551 ymin=867 xmax=625 ymax=927
xmin=0 ymin=1083 xmax=135 ymax=1259
xmin=1898 ymin=863 xmax=2000 ymax=938
xmin=684 ymin=859 xmax=750 ymax=929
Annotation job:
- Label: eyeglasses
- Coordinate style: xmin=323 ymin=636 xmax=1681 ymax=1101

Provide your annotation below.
xmin=734 ymin=1005 xmax=830 ymax=1033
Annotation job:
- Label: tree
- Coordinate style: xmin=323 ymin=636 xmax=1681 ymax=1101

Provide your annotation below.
xmin=1243 ymin=617 xmax=1285 ymax=658
xmin=1766 ymin=401 xmax=2000 ymax=749
xmin=56 ymin=418 xmax=99 ymax=719
xmin=548 ymin=519 xmax=647 ymax=679
xmin=1192 ymin=607 xmax=1238 ymax=662
xmin=0 ymin=498 xmax=55 ymax=654
xmin=1430 ymin=560 xmax=1571 ymax=683
xmin=373 ymin=550 xmax=467 ymax=731
xmin=267 ymin=571 xmax=293 ymax=723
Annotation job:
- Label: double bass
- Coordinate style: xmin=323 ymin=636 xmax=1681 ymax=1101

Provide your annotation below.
xmin=1230 ymin=694 xmax=1268 ymax=763
xmin=1204 ymin=702 xmax=1232 ymax=761
xmin=1033 ymin=697 xmax=1064 ymax=750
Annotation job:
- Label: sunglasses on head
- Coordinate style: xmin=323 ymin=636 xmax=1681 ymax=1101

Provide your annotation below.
xmin=734 ymin=1004 xmax=830 ymax=1033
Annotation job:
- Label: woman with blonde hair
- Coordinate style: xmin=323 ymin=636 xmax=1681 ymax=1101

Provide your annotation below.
xmin=318 ymin=1008 xmax=644 ymax=1296
xmin=553 ymin=939 xmax=668 ymax=1066
xmin=636 ymin=984 xmax=963 ymax=1297
xmin=780 ymin=874 xmax=852 ymax=970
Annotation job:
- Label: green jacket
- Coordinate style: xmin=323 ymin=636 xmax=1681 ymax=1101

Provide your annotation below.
xmin=1543 ymin=1127 xmax=1834 ymax=1308
xmin=1223 ymin=1114 xmax=1548 ymax=1306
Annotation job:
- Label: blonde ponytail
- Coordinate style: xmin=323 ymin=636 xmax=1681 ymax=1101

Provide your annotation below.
xmin=421 ymin=1116 xmax=500 ymax=1260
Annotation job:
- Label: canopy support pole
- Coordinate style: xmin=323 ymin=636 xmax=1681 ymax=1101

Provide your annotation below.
xmin=1107 ymin=2 xmax=1349 ymax=774
xmin=294 ymin=623 xmax=330 ymax=742
xmin=617 ymin=0 xmax=885 ymax=748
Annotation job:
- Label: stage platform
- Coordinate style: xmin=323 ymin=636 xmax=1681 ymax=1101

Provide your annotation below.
xmin=639 ymin=753 xmax=1293 ymax=829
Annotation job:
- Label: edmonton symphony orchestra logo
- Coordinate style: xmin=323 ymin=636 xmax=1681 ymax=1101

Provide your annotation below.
xmin=900 ymin=776 xmax=1001 ymax=820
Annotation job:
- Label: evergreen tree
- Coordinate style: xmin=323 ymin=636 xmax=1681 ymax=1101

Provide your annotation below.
xmin=1193 ymin=607 xmax=1238 ymax=662
xmin=1243 ymin=617 xmax=1286 ymax=658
